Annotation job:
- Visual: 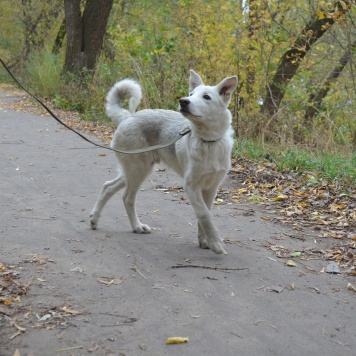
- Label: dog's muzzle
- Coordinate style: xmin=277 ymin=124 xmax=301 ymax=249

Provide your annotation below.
xmin=179 ymin=98 xmax=190 ymax=115
xmin=179 ymin=98 xmax=190 ymax=113
xmin=179 ymin=98 xmax=190 ymax=107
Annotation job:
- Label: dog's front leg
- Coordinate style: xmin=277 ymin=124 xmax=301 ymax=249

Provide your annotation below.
xmin=123 ymin=187 xmax=151 ymax=234
xmin=184 ymin=184 xmax=226 ymax=254
xmin=197 ymin=187 xmax=220 ymax=249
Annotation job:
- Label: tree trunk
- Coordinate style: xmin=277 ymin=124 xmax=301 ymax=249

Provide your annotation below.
xmin=262 ymin=0 xmax=353 ymax=118
xmin=63 ymin=0 xmax=113 ymax=77
xmin=305 ymin=40 xmax=356 ymax=122
xmin=52 ymin=17 xmax=66 ymax=54
xmin=246 ymin=0 xmax=261 ymax=95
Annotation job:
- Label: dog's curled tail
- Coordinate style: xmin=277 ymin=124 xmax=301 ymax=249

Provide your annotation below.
xmin=105 ymin=79 xmax=142 ymax=125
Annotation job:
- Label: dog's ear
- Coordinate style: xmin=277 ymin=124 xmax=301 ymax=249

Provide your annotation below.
xmin=217 ymin=76 xmax=238 ymax=102
xmin=189 ymin=70 xmax=204 ymax=92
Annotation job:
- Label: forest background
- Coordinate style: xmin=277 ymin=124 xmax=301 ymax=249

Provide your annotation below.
xmin=0 ymin=0 xmax=355 ymax=181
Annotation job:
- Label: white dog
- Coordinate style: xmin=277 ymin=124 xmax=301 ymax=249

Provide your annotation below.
xmin=90 ymin=70 xmax=238 ymax=254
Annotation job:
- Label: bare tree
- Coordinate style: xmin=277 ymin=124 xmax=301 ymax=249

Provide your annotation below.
xmin=262 ymin=0 xmax=353 ymax=118
xmin=13 ymin=0 xmax=62 ymax=67
xmin=305 ymin=39 xmax=356 ymax=122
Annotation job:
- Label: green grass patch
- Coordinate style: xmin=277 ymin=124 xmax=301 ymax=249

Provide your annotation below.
xmin=234 ymin=139 xmax=356 ymax=184
xmin=25 ymin=47 xmax=63 ymax=97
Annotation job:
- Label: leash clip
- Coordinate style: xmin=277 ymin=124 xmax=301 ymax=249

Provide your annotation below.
xmin=179 ymin=127 xmax=191 ymax=136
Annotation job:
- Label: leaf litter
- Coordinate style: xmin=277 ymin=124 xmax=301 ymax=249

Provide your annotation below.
xmin=226 ymin=157 xmax=355 ymax=275
xmin=1 ymin=260 xmax=84 ymax=340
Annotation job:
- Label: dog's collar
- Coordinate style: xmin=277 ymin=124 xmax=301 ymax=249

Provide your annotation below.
xmin=201 ymin=138 xmax=221 ymax=143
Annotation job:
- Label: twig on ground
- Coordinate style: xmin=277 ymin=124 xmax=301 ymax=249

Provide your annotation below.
xmin=170 ymin=264 xmax=248 ymax=271
xmin=55 ymin=346 xmax=84 ymax=352
xmin=131 ymin=265 xmax=147 ymax=279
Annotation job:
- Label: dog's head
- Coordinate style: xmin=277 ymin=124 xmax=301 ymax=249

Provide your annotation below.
xmin=179 ymin=70 xmax=238 ymax=139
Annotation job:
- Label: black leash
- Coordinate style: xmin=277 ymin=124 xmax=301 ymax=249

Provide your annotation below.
xmin=0 ymin=58 xmax=190 ymax=154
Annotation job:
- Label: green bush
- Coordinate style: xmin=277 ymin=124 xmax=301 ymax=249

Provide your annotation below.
xmin=25 ymin=48 xmax=62 ymax=97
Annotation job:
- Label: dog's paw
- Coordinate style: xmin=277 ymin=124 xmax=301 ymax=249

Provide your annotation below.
xmin=208 ymin=240 xmax=227 ymax=255
xmin=89 ymin=214 xmax=97 ymax=230
xmin=198 ymin=237 xmax=210 ymax=249
xmin=133 ymin=223 xmax=151 ymax=234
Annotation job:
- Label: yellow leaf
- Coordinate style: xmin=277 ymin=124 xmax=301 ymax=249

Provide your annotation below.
xmin=331 ymin=234 xmax=343 ymax=239
xmin=286 ymin=260 xmax=298 ymax=267
xmin=234 ymin=188 xmax=248 ymax=194
xmin=165 ymin=337 xmax=189 ymax=344
xmin=3 ymin=299 xmax=12 ymax=306
xmin=271 ymin=194 xmax=288 ymax=201
xmin=59 ymin=307 xmax=82 ymax=315
xmin=347 ymin=283 xmax=356 ymax=292
xmin=316 ymin=9 xmax=325 ymax=19
xmin=339 ymin=0 xmax=348 ymax=10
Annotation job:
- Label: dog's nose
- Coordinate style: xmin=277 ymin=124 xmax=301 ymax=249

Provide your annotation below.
xmin=179 ymin=98 xmax=190 ymax=107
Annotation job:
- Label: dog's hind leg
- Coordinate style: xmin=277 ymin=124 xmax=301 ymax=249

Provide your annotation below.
xmin=90 ymin=174 xmax=126 ymax=230
xmin=122 ymin=161 xmax=154 ymax=234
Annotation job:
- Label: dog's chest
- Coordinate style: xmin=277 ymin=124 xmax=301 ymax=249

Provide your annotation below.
xmin=189 ymin=138 xmax=231 ymax=172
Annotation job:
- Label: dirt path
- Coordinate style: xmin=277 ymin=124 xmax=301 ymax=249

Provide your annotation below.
xmin=1 ymin=91 xmax=355 ymax=355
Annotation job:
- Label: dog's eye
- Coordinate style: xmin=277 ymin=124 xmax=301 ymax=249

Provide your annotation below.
xmin=189 ymin=93 xmax=193 ymax=96
xmin=203 ymin=94 xmax=211 ymax=100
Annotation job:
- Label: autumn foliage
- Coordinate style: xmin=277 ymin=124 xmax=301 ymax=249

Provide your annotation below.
xmin=0 ymin=0 xmax=355 ymax=151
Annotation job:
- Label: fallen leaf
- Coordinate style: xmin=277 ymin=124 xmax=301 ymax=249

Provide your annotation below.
xmin=290 ymin=252 xmax=301 ymax=257
xmin=265 ymin=285 xmax=284 ymax=293
xmin=124 ymin=317 xmax=138 ymax=324
xmin=98 ymin=277 xmax=123 ymax=286
xmin=347 ymin=283 xmax=356 ymax=292
xmin=88 ymin=344 xmax=99 ymax=352
xmin=309 ymin=286 xmax=320 ymax=294
xmin=286 ymin=260 xmax=298 ymax=267
xmin=38 ymin=313 xmax=52 ymax=321
xmin=325 ymin=262 xmax=341 ymax=274
xmin=271 ymin=194 xmax=288 ymax=201
xmin=59 ymin=307 xmax=82 ymax=315
xmin=9 ymin=330 xmax=23 ymax=340
xmin=11 ymin=321 xmax=26 ymax=332
xmin=165 ymin=337 xmax=189 ymax=344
